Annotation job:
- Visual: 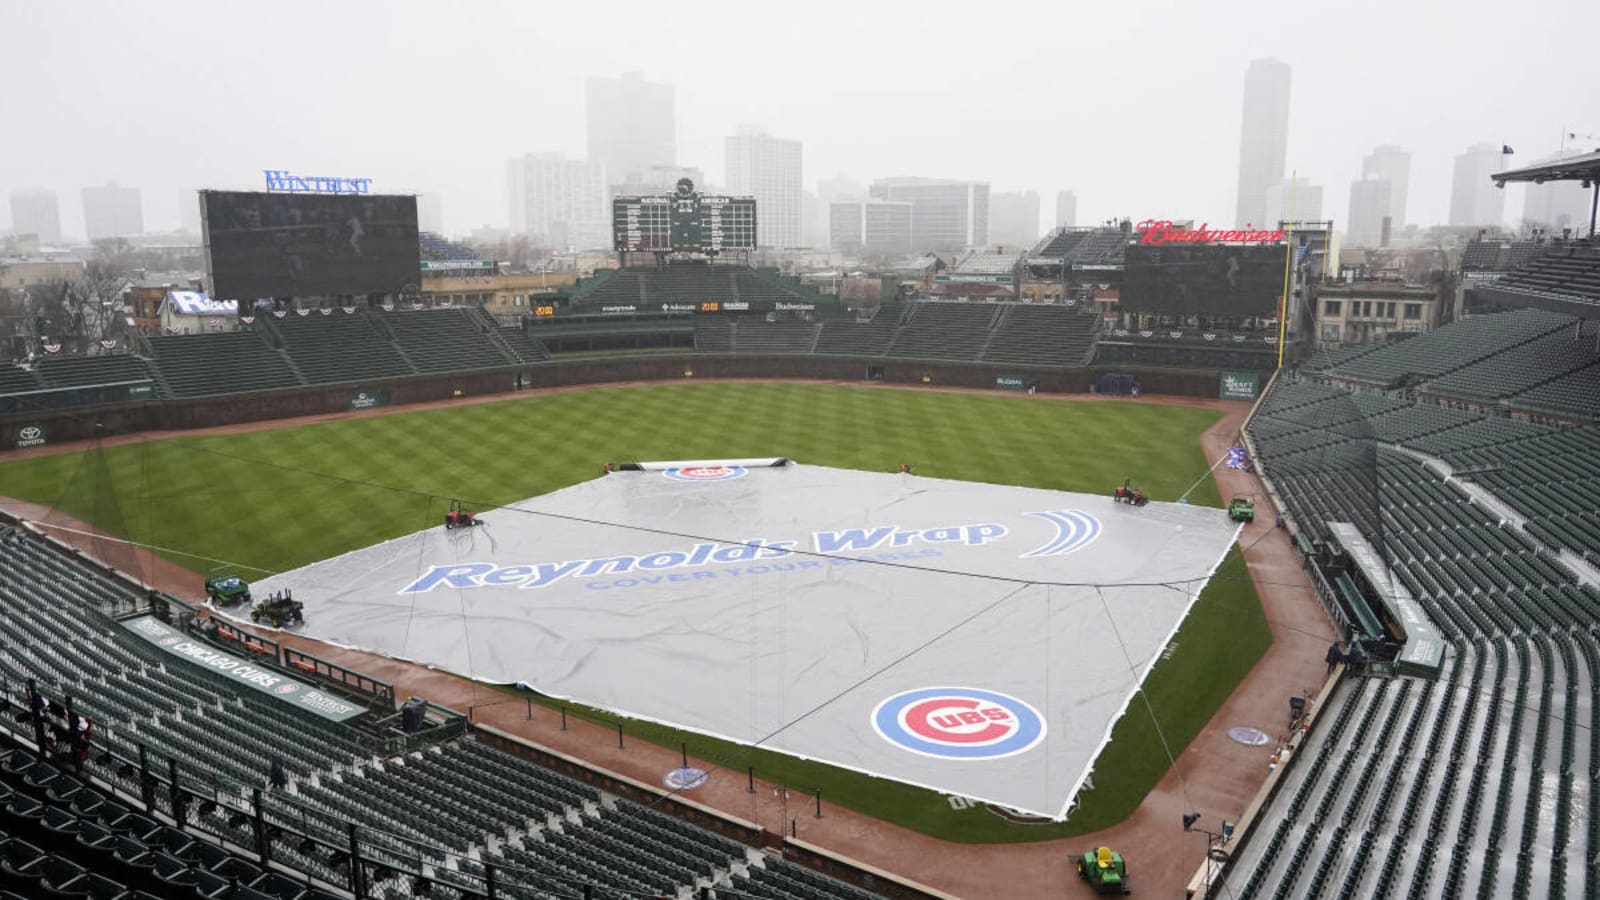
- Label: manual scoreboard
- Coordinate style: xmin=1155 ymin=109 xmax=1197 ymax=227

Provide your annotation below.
xmin=613 ymin=178 xmax=757 ymax=254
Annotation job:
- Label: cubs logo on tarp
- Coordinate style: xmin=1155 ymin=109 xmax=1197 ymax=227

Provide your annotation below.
xmin=664 ymin=466 xmax=747 ymax=482
xmin=1020 ymin=510 xmax=1101 ymax=558
xmin=873 ymin=687 xmax=1045 ymax=760
xmin=275 ymin=683 xmax=300 ymax=695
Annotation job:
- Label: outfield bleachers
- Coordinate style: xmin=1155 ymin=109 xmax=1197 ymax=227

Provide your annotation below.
xmin=733 ymin=321 xmax=821 ymax=353
xmin=0 ymin=364 xmax=43 ymax=395
xmin=980 ymin=304 xmax=1099 ymax=367
xmin=33 ymin=354 xmax=156 ymax=391
xmin=884 ymin=302 xmax=998 ymax=361
xmin=1513 ymin=362 xmax=1600 ymax=421
xmin=0 ymin=526 xmax=896 ymax=900
xmin=814 ymin=319 xmax=898 ymax=357
xmin=145 ymin=331 xmax=304 ymax=398
xmin=379 ymin=307 xmax=518 ymax=372
xmin=269 ymin=312 xmax=414 ymax=384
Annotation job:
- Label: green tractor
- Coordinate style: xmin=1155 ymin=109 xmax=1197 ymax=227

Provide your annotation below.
xmin=250 ymin=589 xmax=304 ymax=629
xmin=1076 ymin=847 xmax=1130 ymax=894
xmin=205 ymin=572 xmax=252 ymax=608
xmin=1228 ymin=495 xmax=1256 ymax=523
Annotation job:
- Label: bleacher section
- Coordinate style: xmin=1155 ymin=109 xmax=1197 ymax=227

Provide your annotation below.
xmin=728 ymin=321 xmax=821 ymax=354
xmin=379 ymin=307 xmax=519 ymax=371
xmin=1321 ymin=307 xmax=1574 ymax=387
xmin=418 ymin=232 xmax=478 ymax=262
xmin=0 ymin=526 xmax=892 ymax=900
xmin=885 ymin=302 xmax=1000 ymax=361
xmin=981 ymin=304 xmax=1099 ymax=367
xmin=814 ymin=319 xmax=899 ymax=357
xmin=145 ymin=331 xmax=303 ymax=398
xmin=1422 ymin=321 xmax=1600 ymax=402
xmin=1469 ymin=244 xmax=1600 ymax=312
xmin=33 ymin=355 xmax=155 ymax=390
xmin=1229 ymin=362 xmax=1600 ymax=899
xmin=569 ymin=265 xmax=824 ymax=312
xmin=0 ymin=364 xmax=42 ymax=395
xmin=1514 ymin=362 xmax=1600 ymax=421
xmin=269 ymin=312 xmax=414 ymax=385
xmin=497 ymin=325 xmax=552 ymax=362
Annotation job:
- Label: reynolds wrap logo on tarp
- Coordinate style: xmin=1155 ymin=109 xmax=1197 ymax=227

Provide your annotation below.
xmin=401 ymin=511 xmax=1101 ymax=595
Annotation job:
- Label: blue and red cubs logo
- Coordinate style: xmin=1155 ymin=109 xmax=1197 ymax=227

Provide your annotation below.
xmin=664 ymin=465 xmax=747 ymax=482
xmin=160 ymin=636 xmax=181 ymax=647
xmin=872 ymin=687 xmax=1046 ymax=760
xmin=275 ymin=683 xmax=300 ymax=695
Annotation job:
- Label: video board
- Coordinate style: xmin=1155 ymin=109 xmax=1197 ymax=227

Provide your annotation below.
xmin=201 ymin=191 xmax=421 ymax=299
xmin=1121 ymin=243 xmax=1286 ymax=316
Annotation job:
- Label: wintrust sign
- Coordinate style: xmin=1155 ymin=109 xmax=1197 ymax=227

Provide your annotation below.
xmin=1135 ymin=220 xmax=1286 ymax=245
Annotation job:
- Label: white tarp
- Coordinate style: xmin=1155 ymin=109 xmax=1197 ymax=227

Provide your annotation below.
xmin=231 ymin=463 xmax=1239 ymax=818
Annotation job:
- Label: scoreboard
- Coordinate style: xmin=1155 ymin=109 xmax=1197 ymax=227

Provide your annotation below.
xmin=613 ymin=178 xmax=757 ymax=254
xmin=613 ymin=196 xmax=672 ymax=252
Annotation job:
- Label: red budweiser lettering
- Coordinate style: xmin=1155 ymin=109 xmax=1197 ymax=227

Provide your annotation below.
xmin=1135 ymin=220 xmax=1287 ymax=245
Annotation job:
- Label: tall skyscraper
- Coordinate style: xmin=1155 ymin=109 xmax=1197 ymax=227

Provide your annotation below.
xmin=1264 ymin=176 xmax=1322 ymax=225
xmin=1449 ymin=143 xmax=1507 ymax=227
xmin=9 ymin=189 xmax=61 ymax=244
xmin=869 ymin=177 xmax=989 ymax=251
xmin=725 ymin=126 xmax=802 ymax=249
xmin=81 ymin=183 xmax=143 ymax=241
xmin=506 ymin=153 xmax=609 ymax=250
xmin=1361 ymin=145 xmax=1410 ymax=229
xmin=1234 ymin=58 xmax=1292 ymax=228
xmin=1346 ymin=176 xmax=1393 ymax=247
xmin=1055 ymin=190 xmax=1077 ymax=228
xmin=988 ymin=191 xmax=1041 ymax=249
xmin=586 ymin=73 xmax=676 ymax=188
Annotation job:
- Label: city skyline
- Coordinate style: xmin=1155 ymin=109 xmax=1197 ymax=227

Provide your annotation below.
xmin=2 ymin=0 xmax=1595 ymax=242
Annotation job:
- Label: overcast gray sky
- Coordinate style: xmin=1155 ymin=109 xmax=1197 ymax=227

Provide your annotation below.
xmin=2 ymin=0 xmax=1595 ymax=239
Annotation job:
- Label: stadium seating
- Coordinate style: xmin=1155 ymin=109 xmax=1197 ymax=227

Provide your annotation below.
xmin=731 ymin=321 xmax=822 ymax=354
xmin=1320 ymin=307 xmax=1574 ymax=387
xmin=0 ymin=365 xmax=42 ymax=396
xmin=268 ymin=312 xmax=413 ymax=385
xmin=1230 ymin=339 xmax=1600 ymax=899
xmin=144 ymin=331 xmax=303 ymax=398
xmin=496 ymin=325 xmax=552 ymax=362
xmin=0 ymin=525 xmax=896 ymax=900
xmin=884 ymin=302 xmax=1000 ymax=361
xmin=980 ymin=304 xmax=1099 ymax=367
xmin=418 ymin=232 xmax=478 ymax=262
xmin=32 ymin=354 xmax=156 ymax=391
xmin=377 ymin=308 xmax=519 ymax=372
xmin=813 ymin=319 xmax=899 ymax=357
xmin=1422 ymin=320 xmax=1600 ymax=402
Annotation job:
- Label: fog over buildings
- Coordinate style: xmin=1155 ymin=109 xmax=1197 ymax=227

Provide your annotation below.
xmin=1 ymin=0 xmax=1596 ymax=242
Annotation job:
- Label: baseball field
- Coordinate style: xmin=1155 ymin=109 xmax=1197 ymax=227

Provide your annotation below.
xmin=0 ymin=382 xmax=1269 ymax=841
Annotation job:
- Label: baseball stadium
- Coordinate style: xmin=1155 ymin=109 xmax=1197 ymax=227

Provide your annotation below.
xmin=0 ymin=155 xmax=1598 ymax=900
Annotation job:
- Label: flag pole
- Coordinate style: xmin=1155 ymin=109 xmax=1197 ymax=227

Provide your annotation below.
xmin=1276 ymin=171 xmax=1297 ymax=370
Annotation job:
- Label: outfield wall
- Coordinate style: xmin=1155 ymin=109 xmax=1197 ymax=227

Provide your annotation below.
xmin=0 ymin=354 xmax=1227 ymax=448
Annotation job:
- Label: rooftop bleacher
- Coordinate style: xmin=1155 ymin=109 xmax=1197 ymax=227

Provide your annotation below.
xmin=418 ymin=231 xmax=479 ymax=261
xmin=1468 ymin=244 xmax=1600 ymax=311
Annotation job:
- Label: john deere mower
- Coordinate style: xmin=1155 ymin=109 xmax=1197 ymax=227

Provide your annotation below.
xmin=205 ymin=572 xmax=251 ymax=607
xmin=250 ymin=590 xmax=304 ymax=628
xmin=1228 ymin=495 xmax=1256 ymax=523
xmin=1076 ymin=847 xmax=1130 ymax=894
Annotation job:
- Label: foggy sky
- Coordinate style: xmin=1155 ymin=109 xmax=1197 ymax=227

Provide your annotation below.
xmin=2 ymin=0 xmax=1596 ymax=240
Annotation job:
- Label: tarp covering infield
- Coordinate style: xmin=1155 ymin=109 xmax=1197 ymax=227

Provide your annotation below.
xmin=228 ymin=463 xmax=1241 ymax=819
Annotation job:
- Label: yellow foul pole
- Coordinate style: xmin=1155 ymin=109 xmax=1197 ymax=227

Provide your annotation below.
xmin=1276 ymin=172 xmax=1297 ymax=369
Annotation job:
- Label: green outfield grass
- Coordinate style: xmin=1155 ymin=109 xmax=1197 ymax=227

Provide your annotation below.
xmin=0 ymin=382 xmax=1263 ymax=840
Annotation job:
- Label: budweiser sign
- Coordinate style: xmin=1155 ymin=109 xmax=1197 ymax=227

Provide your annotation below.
xmin=1134 ymin=220 xmax=1286 ymax=245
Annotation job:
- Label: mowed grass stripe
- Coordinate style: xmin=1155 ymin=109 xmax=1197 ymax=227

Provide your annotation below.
xmin=0 ymin=383 xmax=1253 ymax=841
